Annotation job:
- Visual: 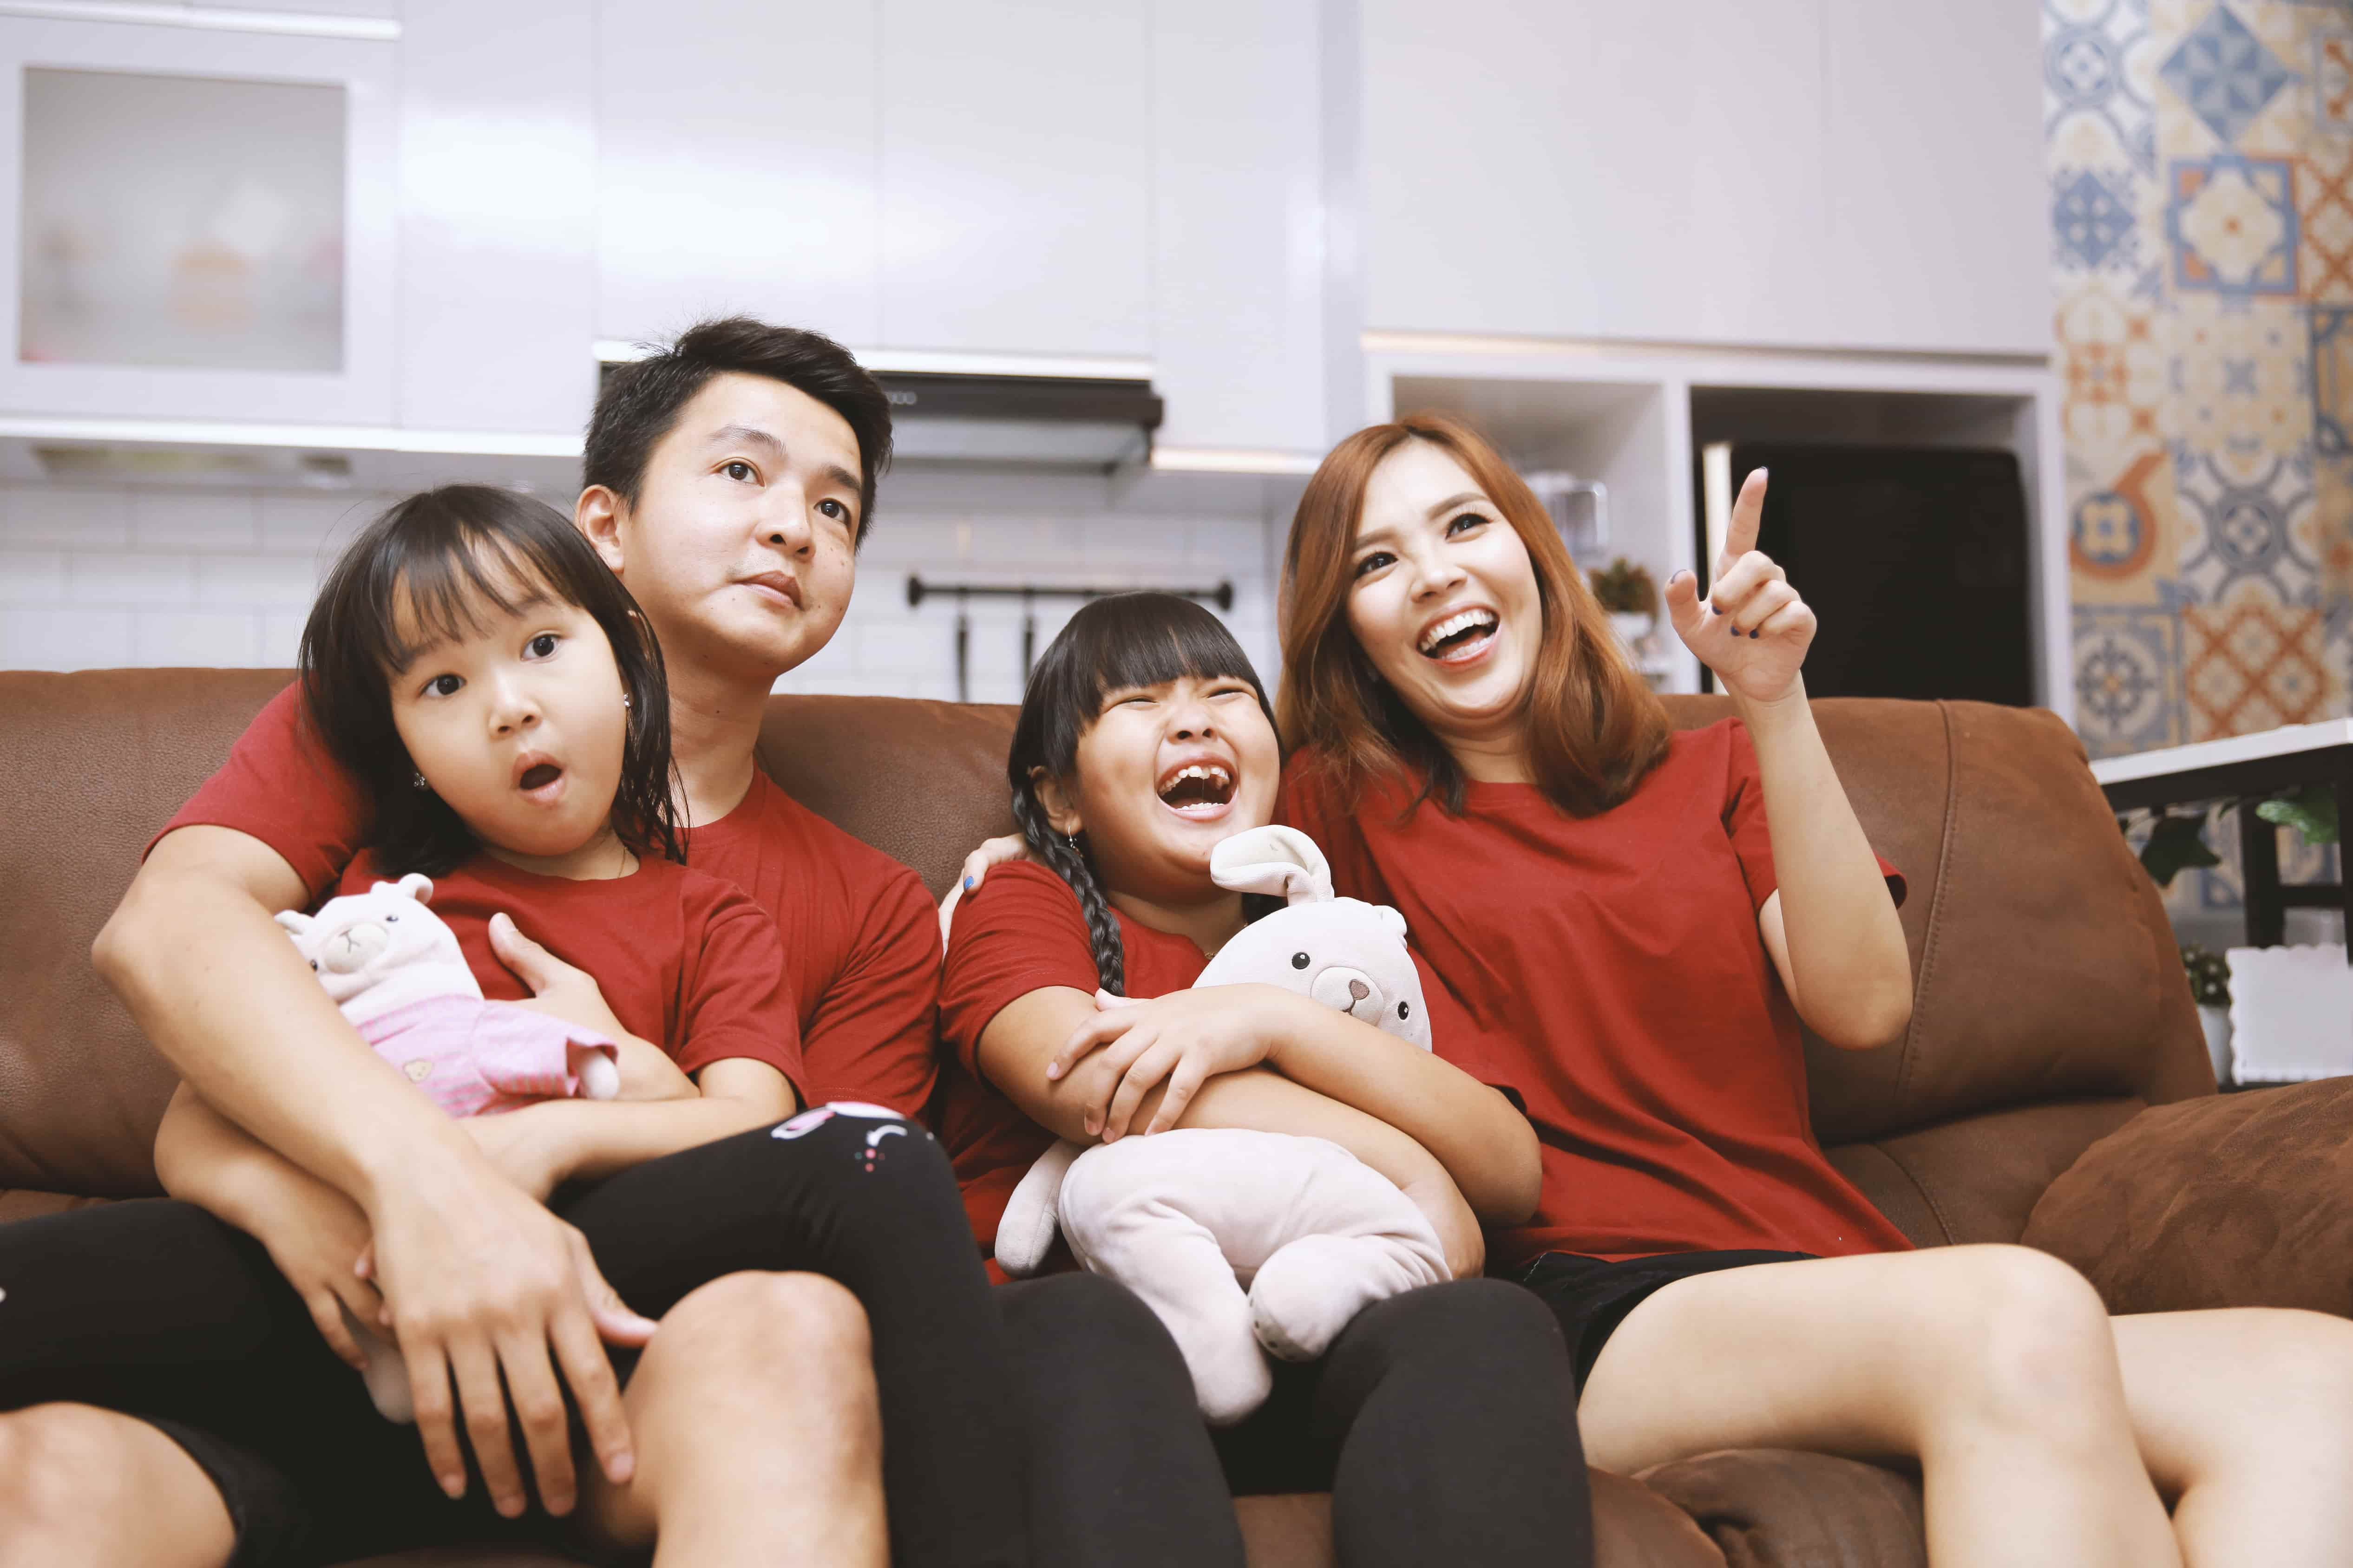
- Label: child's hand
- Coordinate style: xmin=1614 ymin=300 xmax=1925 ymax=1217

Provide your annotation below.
xmin=249 ymin=1168 xmax=383 ymax=1372
xmin=937 ymin=833 xmax=1034 ymax=948
xmin=1665 ymin=467 xmax=1816 ymax=708
xmin=1048 ymin=984 xmax=1300 ymax=1141
xmin=490 ymin=912 xmax=633 ymax=1042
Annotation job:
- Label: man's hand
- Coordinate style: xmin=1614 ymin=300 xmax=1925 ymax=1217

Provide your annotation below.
xmin=937 ymin=833 xmax=1033 ymax=947
xmin=363 ymin=1164 xmax=658 ymax=1520
xmin=490 ymin=911 xmax=632 ymax=1041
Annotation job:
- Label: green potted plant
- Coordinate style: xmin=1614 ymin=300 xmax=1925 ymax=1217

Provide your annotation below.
xmin=2180 ymin=943 xmax=2232 ymax=1085
xmin=1588 ymin=557 xmax=1658 ymax=651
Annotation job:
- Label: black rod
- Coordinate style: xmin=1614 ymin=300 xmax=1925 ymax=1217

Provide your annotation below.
xmin=907 ymin=575 xmax=1233 ymax=611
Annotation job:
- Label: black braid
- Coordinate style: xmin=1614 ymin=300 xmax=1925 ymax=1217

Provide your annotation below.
xmin=1012 ymin=789 xmax=1127 ymax=995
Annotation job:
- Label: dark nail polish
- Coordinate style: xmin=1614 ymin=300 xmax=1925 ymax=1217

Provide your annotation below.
xmin=1750 ymin=628 xmax=1761 ymax=638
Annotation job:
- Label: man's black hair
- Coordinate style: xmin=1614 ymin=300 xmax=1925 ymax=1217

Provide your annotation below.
xmin=583 ymin=316 xmax=893 ymax=545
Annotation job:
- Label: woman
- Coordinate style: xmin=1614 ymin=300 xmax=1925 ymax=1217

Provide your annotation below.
xmin=1270 ymin=413 xmax=2353 ymax=1566
xmin=938 ymin=592 xmax=1593 ymax=1568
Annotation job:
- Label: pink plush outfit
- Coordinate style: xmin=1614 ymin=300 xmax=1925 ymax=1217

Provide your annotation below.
xmin=359 ymin=995 xmax=616 ymax=1118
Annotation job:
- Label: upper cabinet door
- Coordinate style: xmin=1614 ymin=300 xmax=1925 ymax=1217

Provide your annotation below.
xmin=0 ymin=18 xmax=397 ymax=424
xmin=880 ymin=0 xmax=1150 ymax=358
xmin=1363 ymin=0 xmax=2045 ymax=356
xmin=1151 ymin=0 xmax=1326 ymax=455
xmin=596 ymin=0 xmax=881 ymax=351
xmin=1816 ymin=0 xmax=2047 ymax=355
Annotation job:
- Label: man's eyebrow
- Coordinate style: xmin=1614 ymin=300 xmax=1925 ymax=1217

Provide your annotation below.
xmin=1426 ymin=490 xmax=1486 ymax=519
xmin=708 ymin=424 xmax=787 ymax=456
xmin=819 ymin=463 xmax=861 ymax=498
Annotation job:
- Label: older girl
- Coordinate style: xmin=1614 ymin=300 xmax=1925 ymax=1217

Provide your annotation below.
xmin=1272 ymin=413 xmax=2353 ymax=1567
xmin=939 ymin=592 xmax=1593 ymax=1568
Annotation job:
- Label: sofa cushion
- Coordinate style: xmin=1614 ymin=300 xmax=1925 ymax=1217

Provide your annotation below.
xmin=1824 ymin=1098 xmax=2145 ymax=1249
xmin=1637 ymin=1449 xmax=1925 ymax=1568
xmin=2022 ymin=1076 xmax=2353 ymax=1315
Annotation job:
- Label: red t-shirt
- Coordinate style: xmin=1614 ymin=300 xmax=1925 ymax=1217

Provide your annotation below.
xmin=157 ymin=683 xmax=941 ymax=1115
xmin=332 ymin=849 xmax=803 ymax=1091
xmin=935 ymin=859 xmax=1491 ymax=1254
xmin=1278 ymin=717 xmax=1914 ymax=1270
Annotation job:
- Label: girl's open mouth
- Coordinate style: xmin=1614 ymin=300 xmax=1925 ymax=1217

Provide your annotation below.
xmin=1418 ymin=608 xmax=1500 ymax=666
xmin=517 ymin=761 xmax=565 ymax=801
xmin=1156 ymin=761 xmax=1236 ymax=820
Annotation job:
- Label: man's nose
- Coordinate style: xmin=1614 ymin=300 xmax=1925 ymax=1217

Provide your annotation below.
xmin=762 ymin=490 xmax=814 ymax=554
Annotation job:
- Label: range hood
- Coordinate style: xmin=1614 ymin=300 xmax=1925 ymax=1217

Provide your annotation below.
xmin=877 ymin=371 xmax=1162 ymax=468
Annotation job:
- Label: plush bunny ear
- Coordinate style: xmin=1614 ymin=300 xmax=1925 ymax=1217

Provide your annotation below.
xmin=371 ymin=874 xmax=435 ymax=905
xmin=1209 ymin=825 xmax=1334 ymax=906
xmin=274 ymin=910 xmax=313 ymax=936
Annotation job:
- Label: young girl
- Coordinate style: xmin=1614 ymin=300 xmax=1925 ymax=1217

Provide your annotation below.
xmin=1272 ymin=413 xmax=2353 ymax=1566
xmin=0 ymin=486 xmax=1029 ymax=1568
xmin=937 ymin=592 xmax=1594 ymax=1568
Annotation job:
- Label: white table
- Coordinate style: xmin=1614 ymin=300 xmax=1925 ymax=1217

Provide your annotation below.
xmin=2090 ymin=721 xmax=2352 ymax=954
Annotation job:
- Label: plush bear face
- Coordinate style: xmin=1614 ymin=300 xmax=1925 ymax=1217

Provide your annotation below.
xmin=1198 ymin=897 xmax=1430 ymax=1048
xmin=1195 ymin=826 xmax=1431 ymax=1050
xmin=276 ymin=873 xmax=481 ymax=1020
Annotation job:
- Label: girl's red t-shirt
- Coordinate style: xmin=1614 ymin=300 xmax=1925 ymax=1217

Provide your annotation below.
xmin=332 ymin=849 xmax=806 ymax=1094
xmin=936 ymin=861 xmax=1213 ymax=1250
xmin=1278 ymin=717 xmax=1914 ymax=1271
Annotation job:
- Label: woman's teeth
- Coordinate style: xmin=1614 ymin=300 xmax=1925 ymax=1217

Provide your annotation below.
xmin=1419 ymin=609 xmax=1499 ymax=658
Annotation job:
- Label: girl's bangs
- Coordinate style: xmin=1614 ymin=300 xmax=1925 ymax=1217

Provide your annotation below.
xmin=368 ymin=523 xmax=575 ymax=676
xmin=1063 ymin=594 xmax=1263 ymax=715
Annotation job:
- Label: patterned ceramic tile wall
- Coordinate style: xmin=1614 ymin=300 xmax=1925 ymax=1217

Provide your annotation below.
xmin=2048 ymin=0 xmax=2352 ymax=916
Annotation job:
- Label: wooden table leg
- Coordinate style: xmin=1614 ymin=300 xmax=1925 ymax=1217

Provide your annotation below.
xmin=2240 ymin=805 xmax=2285 ymax=948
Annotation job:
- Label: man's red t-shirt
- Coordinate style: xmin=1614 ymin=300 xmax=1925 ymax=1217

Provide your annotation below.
xmin=332 ymin=849 xmax=804 ymax=1092
xmin=158 ymin=683 xmax=942 ymax=1115
xmin=1278 ymin=717 xmax=1914 ymax=1271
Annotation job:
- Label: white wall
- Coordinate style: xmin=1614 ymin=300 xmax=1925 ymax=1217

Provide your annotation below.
xmin=0 ymin=469 xmax=1293 ymax=702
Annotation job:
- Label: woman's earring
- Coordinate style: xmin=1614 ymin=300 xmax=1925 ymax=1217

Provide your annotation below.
xmin=622 ymin=693 xmax=632 ymax=710
xmin=411 ymin=771 xmax=430 ymax=792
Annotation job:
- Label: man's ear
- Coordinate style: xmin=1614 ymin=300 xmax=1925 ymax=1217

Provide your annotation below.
xmin=1032 ymin=767 xmax=1083 ymax=838
xmin=577 ymin=485 xmax=627 ymax=574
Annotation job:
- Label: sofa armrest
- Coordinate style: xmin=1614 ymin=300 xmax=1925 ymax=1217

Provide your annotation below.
xmin=2022 ymin=1077 xmax=2353 ymax=1316
xmin=1637 ymin=1450 xmax=1926 ymax=1568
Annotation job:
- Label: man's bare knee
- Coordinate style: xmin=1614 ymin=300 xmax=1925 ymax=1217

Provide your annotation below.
xmin=0 ymin=1405 xmax=233 ymax=1568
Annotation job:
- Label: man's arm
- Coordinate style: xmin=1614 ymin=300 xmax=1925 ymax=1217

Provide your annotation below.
xmin=96 ymin=825 xmax=651 ymax=1521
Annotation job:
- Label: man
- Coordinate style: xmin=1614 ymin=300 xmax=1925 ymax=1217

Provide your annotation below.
xmin=1 ymin=320 xmax=1229 ymax=1568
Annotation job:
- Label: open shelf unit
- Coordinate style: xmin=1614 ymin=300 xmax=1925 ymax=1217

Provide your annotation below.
xmin=1366 ymin=339 xmax=2065 ymax=718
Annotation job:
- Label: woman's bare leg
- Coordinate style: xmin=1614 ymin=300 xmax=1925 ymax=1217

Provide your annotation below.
xmin=1576 ymin=1244 xmax=2177 ymax=1568
xmin=580 ymin=1271 xmax=887 ymax=1568
xmin=0 ymin=1404 xmax=235 ymax=1568
xmin=2112 ymin=1308 xmax=2353 ymax=1567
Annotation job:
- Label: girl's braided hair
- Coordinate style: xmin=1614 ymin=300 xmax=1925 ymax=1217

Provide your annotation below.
xmin=1006 ymin=593 xmax=1278 ymax=996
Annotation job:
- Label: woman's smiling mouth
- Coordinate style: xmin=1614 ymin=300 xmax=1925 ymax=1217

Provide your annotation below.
xmin=1418 ymin=607 xmax=1500 ymax=666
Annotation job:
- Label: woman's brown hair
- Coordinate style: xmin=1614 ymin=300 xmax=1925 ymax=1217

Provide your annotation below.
xmin=1277 ymin=412 xmax=1671 ymax=817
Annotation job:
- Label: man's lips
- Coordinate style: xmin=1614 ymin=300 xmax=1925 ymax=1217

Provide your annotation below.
xmin=739 ymin=571 xmax=804 ymax=610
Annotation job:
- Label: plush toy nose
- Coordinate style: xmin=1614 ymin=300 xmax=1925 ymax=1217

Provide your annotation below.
xmin=1309 ymin=966 xmax=1382 ymax=1023
xmin=321 ymin=922 xmax=388 ymax=974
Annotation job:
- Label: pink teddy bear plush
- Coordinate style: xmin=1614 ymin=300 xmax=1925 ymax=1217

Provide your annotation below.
xmin=277 ymin=874 xmax=619 ymax=1418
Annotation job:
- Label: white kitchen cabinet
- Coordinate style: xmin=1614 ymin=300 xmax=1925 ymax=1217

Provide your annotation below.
xmin=1150 ymin=0 xmax=1327 ymax=457
xmin=399 ymin=0 xmax=595 ymax=437
xmin=0 ymin=16 xmax=397 ymax=424
xmin=879 ymin=0 xmax=1150 ymax=358
xmin=595 ymin=0 xmax=881 ymax=351
xmin=1363 ymin=0 xmax=2046 ymax=356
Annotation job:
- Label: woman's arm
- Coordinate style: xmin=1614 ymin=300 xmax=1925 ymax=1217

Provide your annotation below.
xmin=1052 ymin=986 xmax=1539 ymax=1222
xmin=979 ymin=987 xmax=1484 ymax=1275
xmin=1665 ymin=467 xmax=1912 ymax=1050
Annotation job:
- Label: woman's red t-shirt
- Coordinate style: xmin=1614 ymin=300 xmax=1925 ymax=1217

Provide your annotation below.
xmin=332 ymin=849 xmax=805 ymax=1094
xmin=1278 ymin=717 xmax=1914 ymax=1271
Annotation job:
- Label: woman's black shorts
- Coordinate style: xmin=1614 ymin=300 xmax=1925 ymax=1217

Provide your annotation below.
xmin=1517 ymin=1249 xmax=1818 ymax=1392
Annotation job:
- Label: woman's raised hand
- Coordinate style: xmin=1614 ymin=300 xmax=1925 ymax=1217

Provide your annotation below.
xmin=1665 ymin=468 xmax=1816 ymax=706
xmin=1047 ymin=984 xmax=1298 ymax=1141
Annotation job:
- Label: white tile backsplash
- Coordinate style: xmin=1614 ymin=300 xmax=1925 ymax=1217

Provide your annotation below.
xmin=0 ymin=472 xmax=1297 ymax=697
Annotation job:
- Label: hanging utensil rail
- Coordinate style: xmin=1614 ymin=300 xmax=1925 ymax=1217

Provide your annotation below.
xmin=905 ymin=576 xmax=1234 ymax=610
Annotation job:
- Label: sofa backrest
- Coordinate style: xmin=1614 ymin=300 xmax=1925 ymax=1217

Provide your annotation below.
xmin=0 ymin=671 xmax=2212 ymax=1203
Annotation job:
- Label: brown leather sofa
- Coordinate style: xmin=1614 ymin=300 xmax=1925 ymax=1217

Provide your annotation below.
xmin=0 ymin=670 xmax=2224 ymax=1568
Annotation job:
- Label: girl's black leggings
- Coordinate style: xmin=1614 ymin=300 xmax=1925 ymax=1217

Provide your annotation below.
xmin=1214 ymin=1277 xmax=1595 ymax=1568
xmin=0 ymin=1111 xmax=1060 ymax=1568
